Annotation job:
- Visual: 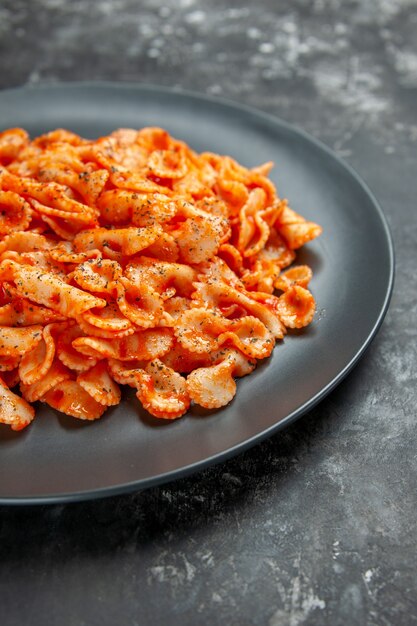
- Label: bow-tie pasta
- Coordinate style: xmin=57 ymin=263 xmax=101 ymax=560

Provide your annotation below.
xmin=0 ymin=126 xmax=321 ymax=430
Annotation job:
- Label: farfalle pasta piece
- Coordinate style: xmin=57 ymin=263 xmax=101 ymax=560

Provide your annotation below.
xmin=276 ymin=286 xmax=316 ymax=329
xmin=125 ymin=257 xmax=197 ymax=297
xmin=107 ymin=358 xmax=146 ymax=387
xmin=160 ymin=341 xmax=211 ymax=373
xmin=0 ymin=299 xmax=65 ymax=326
xmin=194 ymin=195 xmax=228 ymax=218
xmin=147 ymin=148 xmax=188 ymax=179
xmin=172 ymin=171 xmax=211 ymax=200
xmin=175 ymin=308 xmax=274 ymax=360
xmin=122 ymin=260 xmax=194 ymax=326
xmin=256 ymin=227 xmax=296 ymax=269
xmin=29 ymin=197 xmax=97 ymax=225
xmin=108 ymin=352 xmax=192 ymax=420
xmin=88 ymin=128 xmax=149 ymax=172
xmin=32 ymin=128 xmax=86 ymax=148
xmin=97 ymin=189 xmax=176 ymax=227
xmin=0 ymin=128 xmax=29 ymax=164
xmin=76 ymin=312 xmax=135 ymax=339
xmin=193 ymin=278 xmax=285 ymax=339
xmin=135 ymin=359 xmax=191 ymax=419
xmin=274 ymin=265 xmax=313 ymax=291
xmin=177 ymin=214 xmax=222 ymax=263
xmin=96 ymin=189 xmax=132 ymax=225
xmin=251 ymin=161 xmax=274 ymax=177
xmin=72 ymin=328 xmax=173 ymax=361
xmin=73 ymin=225 xmax=163 ymax=258
xmin=275 ymin=203 xmax=322 ymax=250
xmin=137 ymin=126 xmax=171 ymax=151
xmin=0 ymin=169 xmax=98 ymax=224
xmin=77 ymin=361 xmax=121 ymax=406
xmin=131 ymin=193 xmax=177 ymax=227
xmin=174 ymin=308 xmax=228 ymax=354
xmin=196 ymin=256 xmax=245 ymax=289
xmin=140 ymin=230 xmax=179 ymax=262
xmin=5 ymin=250 xmax=67 ymax=279
xmin=0 ymin=376 xmax=35 ymax=431
xmin=42 ymin=380 xmax=106 ymax=420
xmin=20 ymin=358 xmax=72 ymax=403
xmin=236 ymin=188 xmax=269 ymax=257
xmin=115 ymin=279 xmax=164 ymax=329
xmin=242 ymin=228 xmax=296 ymax=293
xmin=39 ymin=214 xmax=85 ymax=240
xmin=186 ymin=351 xmax=238 ymax=409
xmin=161 ymin=296 xmax=192 ymax=325
xmin=186 ymin=347 xmax=257 ymax=410
xmin=223 ymin=348 xmax=257 ymax=377
xmin=218 ymin=243 xmax=245 ymax=277
xmin=0 ymin=231 xmax=55 ymax=257
xmin=73 ymin=259 xmax=122 ymax=295
xmin=0 ymin=354 xmax=21 ymax=372
xmin=220 ymin=316 xmax=275 ymax=359
xmin=18 ymin=322 xmax=65 ymax=385
xmin=3 ymin=261 xmax=106 ymax=317
xmin=83 ymin=302 xmax=133 ymax=333
xmin=37 ymin=166 xmax=109 ymax=207
xmin=56 ymin=324 xmax=98 ymax=372
xmin=171 ymin=206 xmax=229 ymax=263
xmin=49 ymin=242 xmax=101 ymax=264
xmin=0 ymin=190 xmax=31 ymax=235
xmin=108 ymin=170 xmax=170 ymax=195
xmin=0 ymin=325 xmax=43 ymax=357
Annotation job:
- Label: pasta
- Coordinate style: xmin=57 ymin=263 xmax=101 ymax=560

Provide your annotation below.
xmin=0 ymin=126 xmax=321 ymax=430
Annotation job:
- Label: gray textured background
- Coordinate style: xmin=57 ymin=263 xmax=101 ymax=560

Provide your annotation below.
xmin=0 ymin=1 xmax=416 ymax=624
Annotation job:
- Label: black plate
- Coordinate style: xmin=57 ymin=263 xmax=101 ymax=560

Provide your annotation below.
xmin=0 ymin=83 xmax=394 ymax=504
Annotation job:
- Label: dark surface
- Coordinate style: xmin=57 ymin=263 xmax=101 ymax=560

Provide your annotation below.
xmin=0 ymin=83 xmax=393 ymax=502
xmin=0 ymin=0 xmax=416 ymax=624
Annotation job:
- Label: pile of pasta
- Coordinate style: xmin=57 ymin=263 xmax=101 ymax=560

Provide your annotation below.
xmin=0 ymin=126 xmax=321 ymax=430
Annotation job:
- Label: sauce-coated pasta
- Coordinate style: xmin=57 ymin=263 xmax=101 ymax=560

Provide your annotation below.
xmin=0 ymin=126 xmax=321 ymax=429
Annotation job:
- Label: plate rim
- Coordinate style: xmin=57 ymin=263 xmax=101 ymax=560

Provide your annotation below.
xmin=0 ymin=81 xmax=395 ymax=505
